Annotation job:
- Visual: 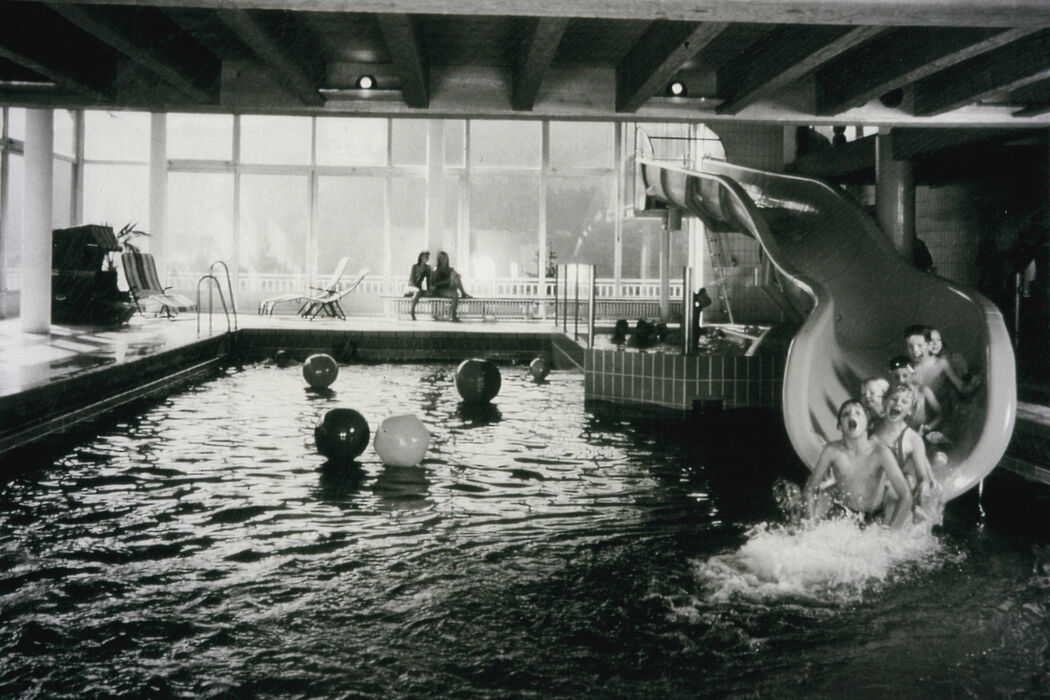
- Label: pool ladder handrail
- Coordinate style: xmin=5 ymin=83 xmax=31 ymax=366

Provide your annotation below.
xmin=196 ymin=274 xmax=232 ymax=336
xmin=208 ymin=260 xmax=238 ymax=330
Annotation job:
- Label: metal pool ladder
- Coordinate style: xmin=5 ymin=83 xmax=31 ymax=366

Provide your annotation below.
xmin=196 ymin=260 xmax=238 ymax=335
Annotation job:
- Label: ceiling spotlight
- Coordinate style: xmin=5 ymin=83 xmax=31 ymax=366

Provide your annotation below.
xmin=356 ymin=75 xmax=376 ymax=90
xmin=668 ymin=81 xmax=687 ymax=97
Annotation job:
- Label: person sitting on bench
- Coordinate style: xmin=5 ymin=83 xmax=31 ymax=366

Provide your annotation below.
xmin=410 ymin=250 xmax=471 ymax=321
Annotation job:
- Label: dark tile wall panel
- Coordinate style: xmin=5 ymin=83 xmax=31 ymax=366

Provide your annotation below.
xmin=584 ymin=348 xmax=786 ymax=412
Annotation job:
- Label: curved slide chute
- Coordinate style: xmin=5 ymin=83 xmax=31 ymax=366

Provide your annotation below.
xmin=640 ymin=157 xmax=1015 ymax=501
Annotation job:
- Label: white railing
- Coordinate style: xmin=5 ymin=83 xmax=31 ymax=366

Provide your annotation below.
xmin=164 ymin=271 xmax=686 ymax=301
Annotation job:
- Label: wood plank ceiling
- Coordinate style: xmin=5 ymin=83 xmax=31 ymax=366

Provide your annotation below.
xmin=1 ymin=0 xmax=1049 ymax=125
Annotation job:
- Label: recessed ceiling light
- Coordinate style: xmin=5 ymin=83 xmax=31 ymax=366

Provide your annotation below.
xmin=356 ymin=75 xmax=376 ymax=90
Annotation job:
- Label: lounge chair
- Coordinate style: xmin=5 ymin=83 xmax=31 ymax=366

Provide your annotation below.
xmin=259 ymin=256 xmax=350 ymax=316
xmin=298 ymin=268 xmax=369 ymax=319
xmin=121 ymin=251 xmax=196 ymax=318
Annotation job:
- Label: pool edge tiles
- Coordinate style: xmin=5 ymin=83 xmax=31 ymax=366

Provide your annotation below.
xmin=584 ymin=347 xmax=785 ymax=412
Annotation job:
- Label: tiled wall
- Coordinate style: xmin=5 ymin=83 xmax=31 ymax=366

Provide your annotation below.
xmin=584 ymin=348 xmax=785 ymax=412
xmin=237 ymin=328 xmax=553 ymax=364
xmin=917 ymin=184 xmax=981 ymax=287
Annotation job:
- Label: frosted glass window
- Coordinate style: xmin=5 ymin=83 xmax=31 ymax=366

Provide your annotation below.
xmin=83 ymin=164 xmax=149 ymax=230
xmin=547 ymin=176 xmax=615 ymax=277
xmin=84 ymin=110 xmax=149 ymax=161
xmin=316 ymin=117 xmax=386 ymax=166
xmin=550 ymin=122 xmax=614 ymax=170
xmin=391 ymin=177 xmax=426 ymax=278
xmin=444 ymin=120 xmax=465 ymax=167
xmin=470 ymin=173 xmax=539 ymax=278
xmin=168 ymin=113 xmax=233 ymax=160
xmin=8 ymin=108 xmax=25 ymax=141
xmin=317 ymin=176 xmax=385 ymax=277
xmin=3 ymin=155 xmax=23 ymax=290
xmin=240 ymin=174 xmax=308 ymax=277
xmin=53 ymin=110 xmax=75 ymax=158
xmin=52 ymin=159 xmax=74 ymax=229
xmin=165 ymin=172 xmax=235 ymax=276
xmin=392 ymin=120 xmax=427 ymax=166
xmin=241 ymin=115 xmax=310 ymax=165
xmin=470 ymin=121 xmax=540 ymax=168
xmin=621 ymin=218 xmax=688 ymax=280
xmin=444 ymin=177 xmax=460 ymax=234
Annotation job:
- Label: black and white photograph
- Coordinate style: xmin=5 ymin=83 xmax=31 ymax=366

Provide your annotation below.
xmin=1 ymin=1 xmax=1049 ymax=696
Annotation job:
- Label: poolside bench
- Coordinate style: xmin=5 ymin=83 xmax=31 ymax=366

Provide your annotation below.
xmin=385 ymin=295 xmax=549 ymax=321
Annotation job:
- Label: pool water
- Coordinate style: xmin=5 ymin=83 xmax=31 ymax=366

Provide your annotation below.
xmin=1 ymin=362 xmax=1049 ymax=697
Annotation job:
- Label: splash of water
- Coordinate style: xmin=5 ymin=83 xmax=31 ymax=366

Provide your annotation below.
xmin=694 ymin=515 xmax=946 ymax=606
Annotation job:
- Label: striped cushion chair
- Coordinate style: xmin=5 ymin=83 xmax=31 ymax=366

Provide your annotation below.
xmin=121 ymin=251 xmax=195 ymax=318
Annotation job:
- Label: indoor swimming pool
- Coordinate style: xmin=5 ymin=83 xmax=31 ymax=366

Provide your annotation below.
xmin=1 ymin=362 xmax=1049 ymax=697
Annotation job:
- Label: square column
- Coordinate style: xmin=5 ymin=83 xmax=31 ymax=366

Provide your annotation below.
xmin=20 ymin=109 xmax=54 ymax=334
xmin=875 ymin=129 xmax=916 ymax=262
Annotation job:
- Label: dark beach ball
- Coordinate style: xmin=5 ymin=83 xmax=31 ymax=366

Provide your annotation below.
xmin=529 ymin=356 xmax=550 ymax=381
xmin=315 ymin=408 xmax=370 ymax=460
xmin=455 ymin=358 xmax=501 ymax=404
xmin=303 ymin=353 xmax=338 ymax=389
xmin=274 ymin=350 xmax=291 ymax=368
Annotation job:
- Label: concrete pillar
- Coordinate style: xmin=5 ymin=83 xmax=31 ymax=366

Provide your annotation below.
xmin=148 ymin=112 xmax=166 ymax=270
xmin=659 ymin=208 xmax=679 ymax=321
xmin=20 ymin=109 xmax=53 ymax=333
xmin=426 ymin=119 xmax=445 ymax=253
xmin=875 ymin=129 xmax=916 ymax=262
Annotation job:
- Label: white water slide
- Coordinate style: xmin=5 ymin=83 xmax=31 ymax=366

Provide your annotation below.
xmin=639 ymin=156 xmax=1016 ymax=501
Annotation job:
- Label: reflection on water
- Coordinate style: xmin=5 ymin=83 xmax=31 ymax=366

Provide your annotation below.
xmin=0 ymin=363 xmax=1048 ymax=697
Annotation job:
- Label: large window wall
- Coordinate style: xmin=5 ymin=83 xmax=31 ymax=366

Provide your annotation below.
xmin=1 ymin=107 xmax=78 ymax=303
xmin=1 ymin=108 xmax=728 ymax=315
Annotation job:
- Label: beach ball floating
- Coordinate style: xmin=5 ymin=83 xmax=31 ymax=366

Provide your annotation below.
xmin=455 ymin=358 xmax=501 ymax=404
xmin=274 ymin=349 xmax=291 ymax=367
xmin=315 ymin=408 xmax=370 ymax=460
xmin=303 ymin=353 xmax=338 ymax=389
xmin=373 ymin=414 xmax=431 ymax=467
xmin=529 ymin=356 xmax=550 ymax=381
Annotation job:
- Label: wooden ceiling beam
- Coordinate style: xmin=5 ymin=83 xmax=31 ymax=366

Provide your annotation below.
xmin=717 ymin=25 xmax=886 ymax=115
xmin=511 ymin=17 xmax=568 ymax=112
xmin=889 ymin=127 xmax=1034 ymax=160
xmin=45 ymin=2 xmax=211 ymax=103
xmin=0 ymin=45 xmax=109 ymax=102
xmin=376 ymin=14 xmax=428 ymax=109
xmin=912 ymin=30 xmax=1050 ymax=116
xmin=217 ymin=9 xmax=325 ymax=106
xmin=29 ymin=1 xmax=1050 ymax=29
xmin=616 ymin=21 xmax=727 ymax=113
xmin=0 ymin=4 xmax=114 ymax=101
xmin=815 ymin=27 xmax=1040 ymax=116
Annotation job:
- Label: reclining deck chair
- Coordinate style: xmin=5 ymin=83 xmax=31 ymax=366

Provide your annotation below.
xmin=298 ymin=268 xmax=369 ymax=319
xmin=121 ymin=251 xmax=196 ymax=318
xmin=258 ymin=256 xmax=349 ymax=316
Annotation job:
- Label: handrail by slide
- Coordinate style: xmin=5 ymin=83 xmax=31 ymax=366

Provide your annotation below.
xmin=639 ymin=156 xmax=1015 ymax=501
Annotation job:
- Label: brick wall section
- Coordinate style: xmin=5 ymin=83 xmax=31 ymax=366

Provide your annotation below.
xmin=584 ymin=348 xmax=785 ymax=411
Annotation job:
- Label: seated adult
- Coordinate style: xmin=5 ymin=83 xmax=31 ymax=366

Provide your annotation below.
xmin=408 ymin=251 xmax=431 ymax=294
xmin=408 ymin=251 xmax=432 ymax=319
xmin=802 ymin=400 xmax=913 ymax=529
xmin=413 ymin=250 xmax=470 ymax=322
